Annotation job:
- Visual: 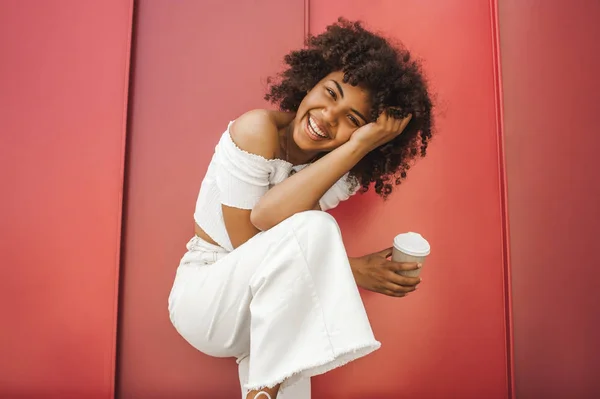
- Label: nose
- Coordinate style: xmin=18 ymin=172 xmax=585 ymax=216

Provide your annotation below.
xmin=321 ymin=106 xmax=340 ymax=127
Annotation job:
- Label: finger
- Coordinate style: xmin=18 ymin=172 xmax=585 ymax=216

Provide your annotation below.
xmin=376 ymin=110 xmax=390 ymax=126
xmin=390 ymin=111 xmax=411 ymax=135
xmin=400 ymin=113 xmax=413 ymax=131
xmin=386 ymin=271 xmax=421 ymax=288
xmin=391 ymin=117 xmax=402 ymax=134
xmin=388 ymin=115 xmax=399 ymax=132
xmin=384 ymin=281 xmax=416 ymax=295
xmin=390 ymin=261 xmax=422 ymax=272
xmin=382 ymin=288 xmax=407 ymax=298
xmin=385 ymin=283 xmax=415 ymax=294
xmin=389 ymin=113 xmax=410 ymax=136
xmin=386 ymin=107 xmax=402 ymax=119
xmin=376 ymin=247 xmax=394 ymax=258
xmin=379 ymin=107 xmax=405 ymax=124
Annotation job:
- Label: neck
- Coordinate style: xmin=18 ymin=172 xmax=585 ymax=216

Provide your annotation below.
xmin=279 ymin=123 xmax=319 ymax=165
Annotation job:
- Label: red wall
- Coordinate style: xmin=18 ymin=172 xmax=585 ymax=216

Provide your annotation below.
xmin=118 ymin=1 xmax=510 ymax=398
xmin=0 ymin=1 xmax=132 ymax=398
xmin=499 ymin=1 xmax=600 ymax=398
xmin=0 ymin=1 xmax=515 ymax=398
xmin=116 ymin=1 xmax=305 ymax=398
xmin=311 ymin=1 xmax=509 ymax=398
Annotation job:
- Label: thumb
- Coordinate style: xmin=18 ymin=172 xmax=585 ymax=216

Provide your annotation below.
xmin=376 ymin=247 xmax=394 ymax=258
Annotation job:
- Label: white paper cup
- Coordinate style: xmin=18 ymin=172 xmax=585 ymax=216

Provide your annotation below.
xmin=392 ymin=232 xmax=431 ymax=277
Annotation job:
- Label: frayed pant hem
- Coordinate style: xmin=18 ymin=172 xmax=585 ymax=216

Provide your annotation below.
xmin=244 ymin=340 xmax=381 ymax=393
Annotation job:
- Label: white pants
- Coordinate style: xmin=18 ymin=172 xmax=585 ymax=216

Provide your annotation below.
xmin=168 ymin=211 xmax=381 ymax=398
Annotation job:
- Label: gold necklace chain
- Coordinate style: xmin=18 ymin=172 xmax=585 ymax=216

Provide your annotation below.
xmin=284 ymin=124 xmax=297 ymax=176
xmin=284 ymin=123 xmax=318 ymax=169
xmin=283 ymin=124 xmax=291 ymax=163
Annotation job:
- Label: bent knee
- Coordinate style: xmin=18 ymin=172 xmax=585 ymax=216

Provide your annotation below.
xmin=288 ymin=210 xmax=339 ymax=232
xmin=291 ymin=209 xmax=336 ymax=224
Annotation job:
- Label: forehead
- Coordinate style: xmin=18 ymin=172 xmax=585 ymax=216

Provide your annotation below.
xmin=321 ymin=71 xmax=371 ymax=111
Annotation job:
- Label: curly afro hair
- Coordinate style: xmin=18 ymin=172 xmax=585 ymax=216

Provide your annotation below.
xmin=265 ymin=18 xmax=434 ymax=198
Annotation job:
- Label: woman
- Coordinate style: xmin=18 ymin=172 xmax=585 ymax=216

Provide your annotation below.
xmin=168 ymin=19 xmax=434 ymax=399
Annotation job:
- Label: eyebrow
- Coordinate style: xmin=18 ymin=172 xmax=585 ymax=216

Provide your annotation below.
xmin=331 ymin=79 xmax=369 ymax=124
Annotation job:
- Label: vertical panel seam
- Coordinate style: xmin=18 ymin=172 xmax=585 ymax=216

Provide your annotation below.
xmin=112 ymin=1 xmax=135 ymax=398
xmin=489 ymin=0 xmax=515 ymax=398
xmin=304 ymin=0 xmax=310 ymax=39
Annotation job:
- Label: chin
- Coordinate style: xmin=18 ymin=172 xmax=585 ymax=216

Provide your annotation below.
xmin=292 ymin=127 xmax=313 ymax=151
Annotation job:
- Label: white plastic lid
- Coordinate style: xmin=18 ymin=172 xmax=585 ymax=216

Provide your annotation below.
xmin=393 ymin=232 xmax=431 ymax=257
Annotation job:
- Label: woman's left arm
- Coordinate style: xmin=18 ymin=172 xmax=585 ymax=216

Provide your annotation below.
xmin=349 ymin=248 xmax=422 ymax=297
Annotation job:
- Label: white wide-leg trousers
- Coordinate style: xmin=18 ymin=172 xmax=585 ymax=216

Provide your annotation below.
xmin=168 ymin=211 xmax=381 ymax=398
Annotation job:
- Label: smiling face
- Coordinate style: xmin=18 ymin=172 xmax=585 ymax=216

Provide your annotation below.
xmin=289 ymin=71 xmax=372 ymax=158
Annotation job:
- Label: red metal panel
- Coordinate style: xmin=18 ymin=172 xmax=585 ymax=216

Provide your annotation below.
xmin=311 ymin=1 xmax=510 ymax=397
xmin=0 ymin=1 xmax=133 ymax=398
xmin=117 ymin=1 xmax=305 ymax=397
xmin=500 ymin=1 xmax=600 ymax=397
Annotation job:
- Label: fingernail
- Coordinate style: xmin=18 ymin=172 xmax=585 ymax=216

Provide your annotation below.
xmin=419 ymin=278 xmax=423 ymax=282
xmin=417 ymin=263 xmax=423 ymax=268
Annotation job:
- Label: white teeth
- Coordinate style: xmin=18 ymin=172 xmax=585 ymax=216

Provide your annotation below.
xmin=308 ymin=116 xmax=327 ymax=138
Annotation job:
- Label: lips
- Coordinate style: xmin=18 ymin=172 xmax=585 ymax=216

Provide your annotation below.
xmin=305 ymin=114 xmax=330 ymax=141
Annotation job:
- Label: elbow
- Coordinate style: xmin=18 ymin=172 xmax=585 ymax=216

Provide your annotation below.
xmin=250 ymin=205 xmax=272 ymax=231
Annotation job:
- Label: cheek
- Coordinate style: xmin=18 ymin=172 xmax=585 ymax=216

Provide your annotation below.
xmin=300 ymin=89 xmax=329 ymax=110
xmin=335 ymin=127 xmax=357 ymax=144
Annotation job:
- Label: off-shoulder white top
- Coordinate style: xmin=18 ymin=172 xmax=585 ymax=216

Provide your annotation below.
xmin=194 ymin=121 xmax=358 ymax=251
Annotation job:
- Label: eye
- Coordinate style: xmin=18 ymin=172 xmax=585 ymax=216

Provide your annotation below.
xmin=326 ymin=87 xmax=337 ymax=100
xmin=348 ymin=115 xmax=360 ymax=127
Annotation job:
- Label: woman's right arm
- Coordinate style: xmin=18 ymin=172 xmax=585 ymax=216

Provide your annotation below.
xmin=250 ymin=112 xmax=412 ymax=231
xmin=220 ymin=110 xmax=288 ymax=248
xmin=222 ymin=109 xmax=411 ymax=246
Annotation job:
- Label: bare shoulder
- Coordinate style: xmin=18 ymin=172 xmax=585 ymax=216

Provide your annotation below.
xmin=229 ymin=109 xmax=286 ymax=160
